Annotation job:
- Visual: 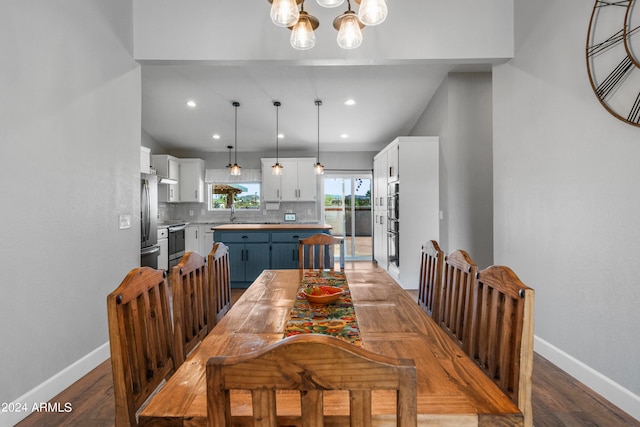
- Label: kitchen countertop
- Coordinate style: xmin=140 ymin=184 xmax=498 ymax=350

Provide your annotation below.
xmin=212 ymin=223 xmax=332 ymax=231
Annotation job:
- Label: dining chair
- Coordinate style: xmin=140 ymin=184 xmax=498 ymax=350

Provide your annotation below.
xmin=438 ymin=249 xmax=478 ymax=350
xmin=206 ymin=334 xmax=417 ymax=427
xmin=207 ymin=242 xmax=231 ymax=325
xmin=171 ymin=251 xmax=209 ymax=366
xmin=418 ymin=240 xmax=444 ymax=320
xmin=107 ymin=267 xmax=175 ymax=427
xmin=298 ymin=233 xmax=345 ymax=271
xmin=468 ymin=265 xmax=535 ymax=427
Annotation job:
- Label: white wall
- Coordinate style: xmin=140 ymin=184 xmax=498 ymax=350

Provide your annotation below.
xmin=411 ymin=73 xmax=494 ymax=268
xmin=494 ymin=0 xmax=640 ymax=418
xmin=0 ymin=0 xmax=140 ymax=421
xmin=133 ymin=0 xmax=513 ymax=64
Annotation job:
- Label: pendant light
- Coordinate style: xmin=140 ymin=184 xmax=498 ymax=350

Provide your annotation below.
xmin=225 ymin=145 xmax=233 ymax=169
xmin=230 ymin=101 xmax=242 ymax=176
xmin=314 ymin=99 xmax=324 ymax=175
xmin=333 ymin=0 xmax=364 ymax=49
xmin=272 ymin=101 xmax=283 ymax=176
xmin=269 ymin=0 xmax=301 ymax=27
xmin=316 ymin=0 xmax=344 ymax=7
xmin=354 ymin=0 xmax=387 ymax=26
xmin=289 ymin=1 xmax=319 ymax=50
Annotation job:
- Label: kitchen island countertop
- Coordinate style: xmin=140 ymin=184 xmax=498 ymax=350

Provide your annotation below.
xmin=211 ymin=223 xmax=332 ymax=231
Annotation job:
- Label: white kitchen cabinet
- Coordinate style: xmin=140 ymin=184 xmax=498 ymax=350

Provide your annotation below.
xmin=261 ymin=160 xmax=282 ymax=201
xmin=185 ymin=224 xmax=201 ymax=254
xmin=261 ymin=158 xmax=317 ymax=202
xmin=152 ymin=154 xmax=180 ymax=202
xmin=140 ymin=146 xmax=151 ymax=174
xmin=157 ymin=227 xmax=169 ymax=271
xmin=373 ymin=137 xmax=439 ymax=289
xmin=386 ymin=141 xmax=400 ymax=182
xmin=179 ymin=158 xmax=205 ymax=203
xmin=373 ymin=154 xmax=388 ymax=269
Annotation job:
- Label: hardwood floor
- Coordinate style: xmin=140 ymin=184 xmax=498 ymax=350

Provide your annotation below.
xmin=16 ymin=264 xmax=640 ymax=427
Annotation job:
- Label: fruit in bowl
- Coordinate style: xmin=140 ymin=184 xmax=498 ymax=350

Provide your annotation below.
xmin=303 ymin=285 xmax=343 ymax=304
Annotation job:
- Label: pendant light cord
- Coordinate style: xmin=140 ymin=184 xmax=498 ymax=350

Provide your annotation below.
xmin=316 ymin=99 xmax=322 ymax=163
xmin=233 ymin=101 xmax=240 ymax=163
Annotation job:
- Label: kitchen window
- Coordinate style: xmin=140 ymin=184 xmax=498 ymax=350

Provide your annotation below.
xmin=208 ymin=182 xmax=261 ymax=211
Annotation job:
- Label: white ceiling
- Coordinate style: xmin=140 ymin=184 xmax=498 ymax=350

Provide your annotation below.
xmin=142 ymin=63 xmax=461 ymax=154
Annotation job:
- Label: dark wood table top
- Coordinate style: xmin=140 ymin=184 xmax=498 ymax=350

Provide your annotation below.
xmin=139 ymin=268 xmax=523 ymax=426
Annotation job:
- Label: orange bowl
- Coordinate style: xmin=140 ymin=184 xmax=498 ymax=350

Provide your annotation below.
xmin=303 ymin=286 xmax=343 ymax=304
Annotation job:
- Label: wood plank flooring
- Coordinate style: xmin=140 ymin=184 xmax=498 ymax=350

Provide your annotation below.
xmin=15 ymin=264 xmax=640 ymax=427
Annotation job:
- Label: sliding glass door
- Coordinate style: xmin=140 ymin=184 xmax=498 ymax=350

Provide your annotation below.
xmin=323 ymin=173 xmax=372 ymax=261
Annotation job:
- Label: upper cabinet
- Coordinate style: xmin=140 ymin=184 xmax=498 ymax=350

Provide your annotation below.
xmin=261 ymin=158 xmax=317 ymax=202
xmin=152 ymin=155 xmax=204 ymax=203
xmin=141 ymin=146 xmax=151 ymax=174
xmin=387 ymin=142 xmax=399 ymax=182
xmin=152 ymin=154 xmax=180 ymax=202
xmin=179 ymin=158 xmax=205 ymax=203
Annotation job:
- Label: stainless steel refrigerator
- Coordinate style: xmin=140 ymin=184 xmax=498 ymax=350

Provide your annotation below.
xmin=141 ymin=173 xmax=160 ymax=268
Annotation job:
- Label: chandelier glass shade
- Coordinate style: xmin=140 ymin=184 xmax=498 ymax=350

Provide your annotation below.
xmin=334 ymin=10 xmax=363 ymax=49
xmin=270 ymin=0 xmax=301 ymax=27
xmin=316 ymin=0 xmax=344 ymax=7
xmin=355 ymin=0 xmax=387 ymax=26
xmin=290 ymin=10 xmax=318 ymax=50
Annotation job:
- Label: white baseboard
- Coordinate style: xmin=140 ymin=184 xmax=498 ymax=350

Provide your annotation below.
xmin=1 ymin=342 xmax=110 ymax=427
xmin=535 ymin=335 xmax=640 ymax=422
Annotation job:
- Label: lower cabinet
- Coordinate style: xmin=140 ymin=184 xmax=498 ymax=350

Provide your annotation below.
xmin=215 ymin=229 xmax=329 ymax=287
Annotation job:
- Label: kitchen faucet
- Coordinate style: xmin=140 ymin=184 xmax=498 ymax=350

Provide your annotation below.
xmin=230 ymin=203 xmax=236 ymax=223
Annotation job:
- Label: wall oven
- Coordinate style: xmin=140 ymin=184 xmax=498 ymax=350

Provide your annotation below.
xmin=387 ymin=182 xmax=399 ymax=267
xmin=168 ymin=224 xmax=186 ymax=271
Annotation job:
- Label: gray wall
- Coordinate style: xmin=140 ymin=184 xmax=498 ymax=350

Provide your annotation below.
xmin=411 ymin=73 xmax=494 ymax=269
xmin=0 ymin=0 xmax=140 ymax=408
xmin=493 ymin=0 xmax=640 ymax=414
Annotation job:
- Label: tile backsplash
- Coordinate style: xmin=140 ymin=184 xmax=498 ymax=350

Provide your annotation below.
xmin=159 ymin=201 xmax=320 ymax=224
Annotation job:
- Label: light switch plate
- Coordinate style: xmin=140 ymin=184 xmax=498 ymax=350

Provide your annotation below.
xmin=119 ymin=215 xmax=131 ymax=229
xmin=284 ymin=213 xmax=296 ymax=222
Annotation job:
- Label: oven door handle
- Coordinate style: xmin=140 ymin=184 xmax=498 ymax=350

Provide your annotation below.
xmin=141 ymin=245 xmax=160 ymax=255
xmin=168 ymin=224 xmax=187 ymax=232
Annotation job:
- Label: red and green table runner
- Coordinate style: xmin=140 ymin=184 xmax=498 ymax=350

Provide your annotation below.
xmin=284 ymin=270 xmax=362 ymax=346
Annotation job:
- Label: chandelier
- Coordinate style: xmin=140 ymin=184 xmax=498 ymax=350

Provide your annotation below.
xmin=268 ymin=0 xmax=388 ymax=50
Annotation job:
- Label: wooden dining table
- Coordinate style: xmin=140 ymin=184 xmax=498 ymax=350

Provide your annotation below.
xmin=139 ymin=268 xmax=523 ymax=426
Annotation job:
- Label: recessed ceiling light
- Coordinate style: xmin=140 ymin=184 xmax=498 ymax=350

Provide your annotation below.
xmin=212 ymin=134 xmax=220 ymax=139
xmin=186 ymin=100 xmax=197 ymax=108
xmin=278 ymin=133 xmax=284 ymax=139
xmin=341 ymin=134 xmax=349 ymax=139
xmin=344 ymin=99 xmax=356 ymax=106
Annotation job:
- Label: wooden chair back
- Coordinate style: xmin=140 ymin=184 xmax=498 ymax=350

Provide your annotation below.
xmin=107 ymin=267 xmax=175 ymax=427
xmin=469 ymin=265 xmax=534 ymax=427
xmin=206 ymin=334 xmax=417 ymax=427
xmin=207 ymin=242 xmax=231 ymax=324
xmin=418 ymin=240 xmax=444 ymax=319
xmin=298 ymin=233 xmax=345 ymax=271
xmin=171 ymin=251 xmax=208 ymax=365
xmin=439 ymin=249 xmax=478 ymax=349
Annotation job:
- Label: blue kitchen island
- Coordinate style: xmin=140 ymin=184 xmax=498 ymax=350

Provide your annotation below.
xmin=212 ymin=223 xmax=332 ymax=288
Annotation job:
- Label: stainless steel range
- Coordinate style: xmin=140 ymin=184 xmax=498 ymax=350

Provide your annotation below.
xmin=158 ymin=221 xmax=187 ymax=271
